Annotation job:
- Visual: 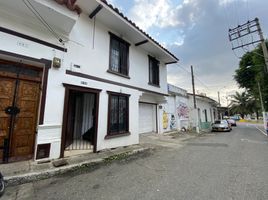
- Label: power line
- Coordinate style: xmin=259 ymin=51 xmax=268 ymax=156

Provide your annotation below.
xmin=228 ymin=18 xmax=268 ymax=71
xmin=171 ymin=63 xmax=212 ymax=91
xmin=169 ymin=63 xmax=239 ymax=96
xmin=173 ymin=64 xmax=204 ymax=85
xmin=23 ymin=0 xmax=64 ymax=44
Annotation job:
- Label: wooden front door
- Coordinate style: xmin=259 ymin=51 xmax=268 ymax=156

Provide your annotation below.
xmin=0 ymin=77 xmax=16 ymax=161
xmin=0 ymin=60 xmax=41 ymax=163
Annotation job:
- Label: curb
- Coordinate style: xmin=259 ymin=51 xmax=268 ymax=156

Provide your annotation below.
xmin=5 ymin=147 xmax=152 ymax=186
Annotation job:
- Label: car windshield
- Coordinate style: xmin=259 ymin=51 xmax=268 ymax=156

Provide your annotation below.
xmin=215 ymin=120 xmax=227 ymax=124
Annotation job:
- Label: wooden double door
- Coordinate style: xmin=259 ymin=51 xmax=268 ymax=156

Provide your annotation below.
xmin=0 ymin=60 xmax=42 ymax=163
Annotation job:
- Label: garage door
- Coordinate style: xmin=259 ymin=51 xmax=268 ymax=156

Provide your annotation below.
xmin=139 ymin=103 xmax=157 ymax=134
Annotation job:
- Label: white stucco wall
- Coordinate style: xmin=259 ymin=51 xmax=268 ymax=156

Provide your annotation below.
xmin=159 ymin=87 xmax=218 ymax=133
xmin=0 ymin=4 xmax=169 ymax=159
xmin=160 ymin=94 xmax=190 ymax=133
xmin=188 ymin=95 xmax=218 ymax=130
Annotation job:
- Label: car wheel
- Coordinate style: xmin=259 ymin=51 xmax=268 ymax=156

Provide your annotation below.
xmin=0 ymin=178 xmax=4 ymax=197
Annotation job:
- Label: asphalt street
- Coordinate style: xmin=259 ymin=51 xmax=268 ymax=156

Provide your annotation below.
xmin=3 ymin=124 xmax=268 ymax=200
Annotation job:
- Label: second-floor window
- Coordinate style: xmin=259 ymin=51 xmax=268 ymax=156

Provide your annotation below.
xmin=109 ymin=33 xmax=129 ymax=76
xmin=148 ymin=56 xmax=160 ymax=86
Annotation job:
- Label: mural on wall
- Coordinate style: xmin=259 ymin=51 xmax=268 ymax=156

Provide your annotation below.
xmin=170 ymin=114 xmax=176 ymax=129
xmin=176 ymin=101 xmax=189 ymax=119
xmin=163 ymin=111 xmax=168 ymax=129
xmin=163 ymin=111 xmax=176 ymax=130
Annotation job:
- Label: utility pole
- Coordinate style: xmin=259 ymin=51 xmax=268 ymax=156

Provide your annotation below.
xmin=257 ymin=80 xmax=267 ymax=133
xmin=228 ymin=18 xmax=268 ymax=132
xmin=218 ymin=91 xmax=222 ymax=119
xmin=226 ymin=96 xmax=230 ymax=116
xmin=256 ymin=18 xmax=268 ymax=72
xmin=257 ymin=81 xmax=265 ymax=113
xmin=228 ymin=17 xmax=268 ymax=72
xmin=218 ymin=91 xmax=221 ymax=106
xmin=191 ymin=65 xmax=199 ymax=133
xmin=191 ymin=65 xmax=197 ymax=109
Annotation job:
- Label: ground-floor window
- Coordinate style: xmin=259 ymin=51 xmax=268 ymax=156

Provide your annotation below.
xmin=107 ymin=92 xmax=130 ymax=136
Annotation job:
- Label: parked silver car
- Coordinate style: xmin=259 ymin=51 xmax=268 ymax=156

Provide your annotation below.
xmin=212 ymin=120 xmax=232 ymax=132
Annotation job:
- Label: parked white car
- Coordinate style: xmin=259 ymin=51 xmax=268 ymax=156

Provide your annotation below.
xmin=227 ymin=119 xmax=237 ymax=126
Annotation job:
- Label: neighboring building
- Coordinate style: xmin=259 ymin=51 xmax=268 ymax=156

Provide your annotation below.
xmin=0 ymin=0 xmax=178 ymax=163
xmin=217 ymin=106 xmax=229 ymax=119
xmin=160 ymin=84 xmax=218 ymax=133
xmin=188 ymin=94 xmax=218 ymax=131
xmin=160 ymin=84 xmax=190 ymax=133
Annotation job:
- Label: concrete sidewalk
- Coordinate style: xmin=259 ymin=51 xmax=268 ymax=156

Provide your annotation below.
xmin=237 ymin=122 xmax=268 ymax=136
xmin=2 ymin=145 xmax=151 ymax=186
xmin=1 ymin=131 xmax=198 ymax=187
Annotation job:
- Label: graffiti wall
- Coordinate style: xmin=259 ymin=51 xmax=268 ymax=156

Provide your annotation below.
xmin=176 ymin=101 xmax=189 ymax=119
xmin=162 ymin=111 xmax=176 ymax=130
xmin=170 ymin=114 xmax=176 ymax=129
xmin=162 ymin=111 xmax=168 ymax=129
xmin=176 ymin=99 xmax=190 ymax=131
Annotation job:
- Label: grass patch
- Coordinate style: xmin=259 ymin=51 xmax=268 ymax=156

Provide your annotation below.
xmin=103 ymin=152 xmax=130 ymax=163
xmin=239 ymin=119 xmax=263 ymax=124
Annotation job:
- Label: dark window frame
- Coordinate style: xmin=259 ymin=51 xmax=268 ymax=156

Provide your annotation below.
xmin=148 ymin=55 xmax=160 ymax=87
xmin=106 ymin=91 xmax=130 ymax=139
xmin=204 ymin=109 xmax=208 ymax=122
xmin=108 ymin=32 xmax=130 ymax=77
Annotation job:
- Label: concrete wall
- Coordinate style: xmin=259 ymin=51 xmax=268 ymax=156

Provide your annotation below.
xmin=160 ymin=94 xmax=190 ymax=133
xmin=160 ymin=92 xmax=218 ymax=133
xmin=188 ymin=95 xmax=218 ymax=130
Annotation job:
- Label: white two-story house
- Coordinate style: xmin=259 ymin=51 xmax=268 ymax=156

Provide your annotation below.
xmin=0 ymin=0 xmax=178 ymax=163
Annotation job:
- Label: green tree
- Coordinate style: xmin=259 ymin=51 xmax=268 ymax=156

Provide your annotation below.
xmin=230 ymin=92 xmax=256 ymax=119
xmin=234 ymin=42 xmax=268 ymax=111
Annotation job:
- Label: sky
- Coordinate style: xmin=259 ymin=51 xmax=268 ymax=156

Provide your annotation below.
xmin=107 ymin=0 xmax=268 ymax=105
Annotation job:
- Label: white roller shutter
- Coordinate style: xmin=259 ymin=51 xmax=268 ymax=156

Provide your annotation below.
xmin=139 ymin=103 xmax=157 ymax=133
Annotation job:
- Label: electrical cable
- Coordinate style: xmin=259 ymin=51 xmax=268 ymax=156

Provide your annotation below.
xmin=231 ymin=42 xmax=242 ymax=59
xmin=23 ymin=0 xmax=65 ymax=43
xmin=92 ymin=16 xmax=96 ymax=49
xmin=172 ymin=63 xmax=212 ymax=92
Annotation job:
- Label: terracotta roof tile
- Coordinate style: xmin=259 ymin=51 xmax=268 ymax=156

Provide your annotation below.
xmin=100 ymin=0 xmax=179 ymax=62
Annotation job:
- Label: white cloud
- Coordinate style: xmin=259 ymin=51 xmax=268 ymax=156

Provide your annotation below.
xmin=107 ymin=0 xmax=125 ymax=12
xmin=128 ymin=0 xmax=203 ymax=48
xmin=129 ymin=0 xmax=180 ymax=31
xmin=219 ymin=0 xmax=236 ymax=6
xmin=113 ymin=0 xmax=268 ymax=106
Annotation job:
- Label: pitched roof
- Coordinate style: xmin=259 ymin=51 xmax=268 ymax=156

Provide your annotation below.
xmin=188 ymin=93 xmax=218 ymax=105
xmin=100 ymin=0 xmax=179 ymax=63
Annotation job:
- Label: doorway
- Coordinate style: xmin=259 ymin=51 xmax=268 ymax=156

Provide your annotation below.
xmin=61 ymin=85 xmax=100 ymax=157
xmin=0 ymin=60 xmax=42 ymax=163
